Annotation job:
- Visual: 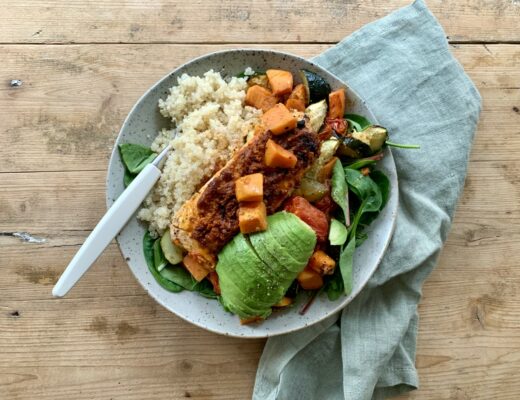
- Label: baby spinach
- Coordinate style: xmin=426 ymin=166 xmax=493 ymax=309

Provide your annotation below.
xmin=325 ymin=267 xmax=344 ymax=301
xmin=143 ymin=232 xmax=183 ymax=293
xmin=345 ymin=159 xmax=377 ymax=170
xmin=370 ymin=170 xmax=390 ymax=209
xmin=123 ymin=169 xmax=136 ymax=188
xmin=153 ymin=239 xmax=168 ymax=272
xmin=338 ymin=237 xmax=356 ymax=295
xmin=344 ymin=113 xmax=372 ymax=132
xmin=119 ymin=143 xmax=156 ymax=174
xmin=344 ymin=169 xmax=383 ymax=215
xmin=160 ymin=265 xmax=197 ymax=290
xmin=331 ymin=159 xmax=349 ymax=225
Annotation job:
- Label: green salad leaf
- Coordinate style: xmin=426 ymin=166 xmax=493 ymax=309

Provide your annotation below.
xmin=345 ymin=159 xmax=377 ymax=171
xmin=339 ymin=237 xmax=356 ymax=295
xmin=331 ymin=159 xmax=349 ymax=224
xmin=344 ymin=113 xmax=372 ymax=132
xmin=143 ymin=232 xmax=183 ymax=293
xmin=153 ymin=239 xmax=168 ymax=272
xmin=119 ymin=143 xmax=156 ymax=174
xmin=123 ymin=169 xmax=136 ymax=188
xmin=325 ymin=267 xmax=344 ymax=301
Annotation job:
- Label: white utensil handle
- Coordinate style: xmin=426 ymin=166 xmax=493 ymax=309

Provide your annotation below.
xmin=52 ymin=164 xmax=161 ymax=297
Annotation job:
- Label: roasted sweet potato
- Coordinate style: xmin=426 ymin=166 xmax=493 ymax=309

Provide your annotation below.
xmin=297 ymin=268 xmax=324 ymax=290
xmin=289 ymin=84 xmax=308 ymax=105
xmin=235 ymin=173 xmax=263 ymax=202
xmin=285 ymin=98 xmax=306 ymax=112
xmin=308 ymin=250 xmax=336 ymax=275
xmin=284 ymin=196 xmax=329 ymax=242
xmin=327 ymin=89 xmax=346 ymax=119
xmin=245 ymin=85 xmax=278 ymax=112
xmin=273 ymin=297 xmax=293 ymax=308
xmin=264 ymin=139 xmax=298 ymax=168
xmin=207 ymin=271 xmax=221 ymax=295
xmin=238 ymin=201 xmax=268 ymax=234
xmin=183 ymin=253 xmax=210 ymax=282
xmin=261 ymin=103 xmax=297 ymax=135
xmin=266 ymin=69 xmax=293 ymax=96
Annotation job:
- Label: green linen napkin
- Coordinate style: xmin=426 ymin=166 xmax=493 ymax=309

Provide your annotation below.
xmin=253 ymin=1 xmax=481 ymax=399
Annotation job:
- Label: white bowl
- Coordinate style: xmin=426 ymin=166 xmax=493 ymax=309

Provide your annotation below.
xmin=106 ymin=49 xmax=398 ymax=338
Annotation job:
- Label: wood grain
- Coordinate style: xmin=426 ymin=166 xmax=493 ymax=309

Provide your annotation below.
xmin=1 ymin=3 xmax=520 ymax=398
xmin=1 ymin=0 xmax=520 ymax=44
xmin=1 ymin=44 xmax=519 ymax=174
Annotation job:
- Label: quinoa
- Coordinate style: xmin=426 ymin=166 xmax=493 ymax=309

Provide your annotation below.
xmin=137 ymin=70 xmax=261 ymax=236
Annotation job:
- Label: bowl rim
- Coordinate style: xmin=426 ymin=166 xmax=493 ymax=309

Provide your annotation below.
xmin=106 ymin=48 xmax=398 ymax=338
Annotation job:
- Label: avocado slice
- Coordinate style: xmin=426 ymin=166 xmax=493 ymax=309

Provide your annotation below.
xmin=216 ymin=212 xmax=317 ymax=319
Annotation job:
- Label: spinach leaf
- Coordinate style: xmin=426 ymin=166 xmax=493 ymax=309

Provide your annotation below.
xmin=345 ymin=159 xmax=376 ymax=170
xmin=143 ymin=232 xmax=183 ymax=293
xmin=325 ymin=268 xmax=344 ymax=301
xmin=339 ymin=237 xmax=356 ymax=295
xmin=370 ymin=170 xmax=390 ymax=209
xmin=193 ymin=279 xmax=218 ymax=299
xmin=329 ymin=218 xmax=348 ymax=246
xmin=153 ymin=239 xmax=168 ymax=272
xmin=160 ymin=262 xmax=217 ymax=299
xmin=344 ymin=114 xmax=372 ymax=132
xmin=119 ymin=143 xmax=156 ymax=174
xmin=331 ymin=159 xmax=349 ymax=225
xmin=123 ymin=169 xmax=136 ymax=187
xmin=160 ymin=265 xmax=197 ymax=290
xmin=344 ymin=169 xmax=382 ymax=214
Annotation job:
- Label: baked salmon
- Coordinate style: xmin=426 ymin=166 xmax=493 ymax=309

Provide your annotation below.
xmin=171 ymin=124 xmax=321 ymax=269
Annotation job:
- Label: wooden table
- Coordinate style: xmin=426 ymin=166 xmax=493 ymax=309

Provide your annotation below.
xmin=1 ymin=1 xmax=519 ymax=399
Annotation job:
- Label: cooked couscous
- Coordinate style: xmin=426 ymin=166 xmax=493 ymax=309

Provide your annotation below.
xmin=137 ymin=70 xmax=261 ymax=235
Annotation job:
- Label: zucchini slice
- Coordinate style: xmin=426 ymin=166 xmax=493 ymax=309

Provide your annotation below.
xmin=299 ymin=70 xmax=331 ymax=104
xmin=305 ymin=100 xmax=328 ymax=132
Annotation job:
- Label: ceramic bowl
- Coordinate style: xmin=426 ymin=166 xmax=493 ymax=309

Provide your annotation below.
xmin=106 ymin=49 xmax=398 ymax=338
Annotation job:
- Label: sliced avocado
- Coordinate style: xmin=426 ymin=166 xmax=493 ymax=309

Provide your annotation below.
xmin=299 ymin=70 xmax=331 ymax=104
xmin=305 ymin=100 xmax=328 ymax=132
xmin=352 ymin=126 xmax=388 ymax=153
xmin=216 ymin=212 xmax=317 ymax=319
xmin=249 ymin=214 xmax=316 ymax=276
xmin=219 ymin=235 xmax=280 ymax=308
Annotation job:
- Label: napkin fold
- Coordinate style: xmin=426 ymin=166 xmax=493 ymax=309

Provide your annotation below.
xmin=253 ymin=1 xmax=481 ymax=399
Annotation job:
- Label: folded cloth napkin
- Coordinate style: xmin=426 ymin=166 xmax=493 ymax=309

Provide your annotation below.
xmin=253 ymin=1 xmax=481 ymax=399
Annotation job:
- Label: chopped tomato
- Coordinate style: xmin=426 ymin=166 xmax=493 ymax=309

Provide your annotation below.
xmin=318 ymin=124 xmax=334 ymax=141
xmin=326 ymin=118 xmax=347 ymax=135
xmin=313 ymin=191 xmax=335 ymax=217
xmin=284 ymin=196 xmax=328 ymax=242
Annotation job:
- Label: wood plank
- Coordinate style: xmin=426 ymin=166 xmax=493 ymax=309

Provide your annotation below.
xmin=2 ymin=43 xmax=520 ymax=399
xmin=1 ymin=1 xmax=520 ymax=44
xmin=1 ymin=44 xmax=519 ymax=174
xmin=2 ymin=153 xmax=520 ymax=399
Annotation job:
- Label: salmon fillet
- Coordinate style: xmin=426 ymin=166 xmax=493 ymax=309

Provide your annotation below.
xmin=171 ymin=124 xmax=321 ymax=268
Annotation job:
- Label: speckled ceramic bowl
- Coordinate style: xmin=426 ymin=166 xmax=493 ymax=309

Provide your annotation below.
xmin=106 ymin=49 xmax=398 ymax=338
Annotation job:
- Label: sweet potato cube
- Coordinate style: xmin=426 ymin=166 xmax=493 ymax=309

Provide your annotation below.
xmin=285 ymin=98 xmax=306 ymax=112
xmin=288 ymin=84 xmax=308 ymax=105
xmin=327 ymin=89 xmax=346 ymax=119
xmin=265 ymin=139 xmax=297 ymax=168
xmin=273 ymin=297 xmax=293 ymax=308
xmin=245 ymin=85 xmax=278 ymax=112
xmin=235 ymin=173 xmax=263 ymax=202
xmin=240 ymin=316 xmax=263 ymax=325
xmin=297 ymin=268 xmax=324 ymax=290
xmin=207 ymin=271 xmax=221 ymax=295
xmin=308 ymin=250 xmax=336 ymax=275
xmin=183 ymin=254 xmax=209 ymax=282
xmin=238 ymin=201 xmax=268 ymax=234
xmin=261 ymin=103 xmax=297 ymax=135
xmin=266 ymin=69 xmax=294 ymax=96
